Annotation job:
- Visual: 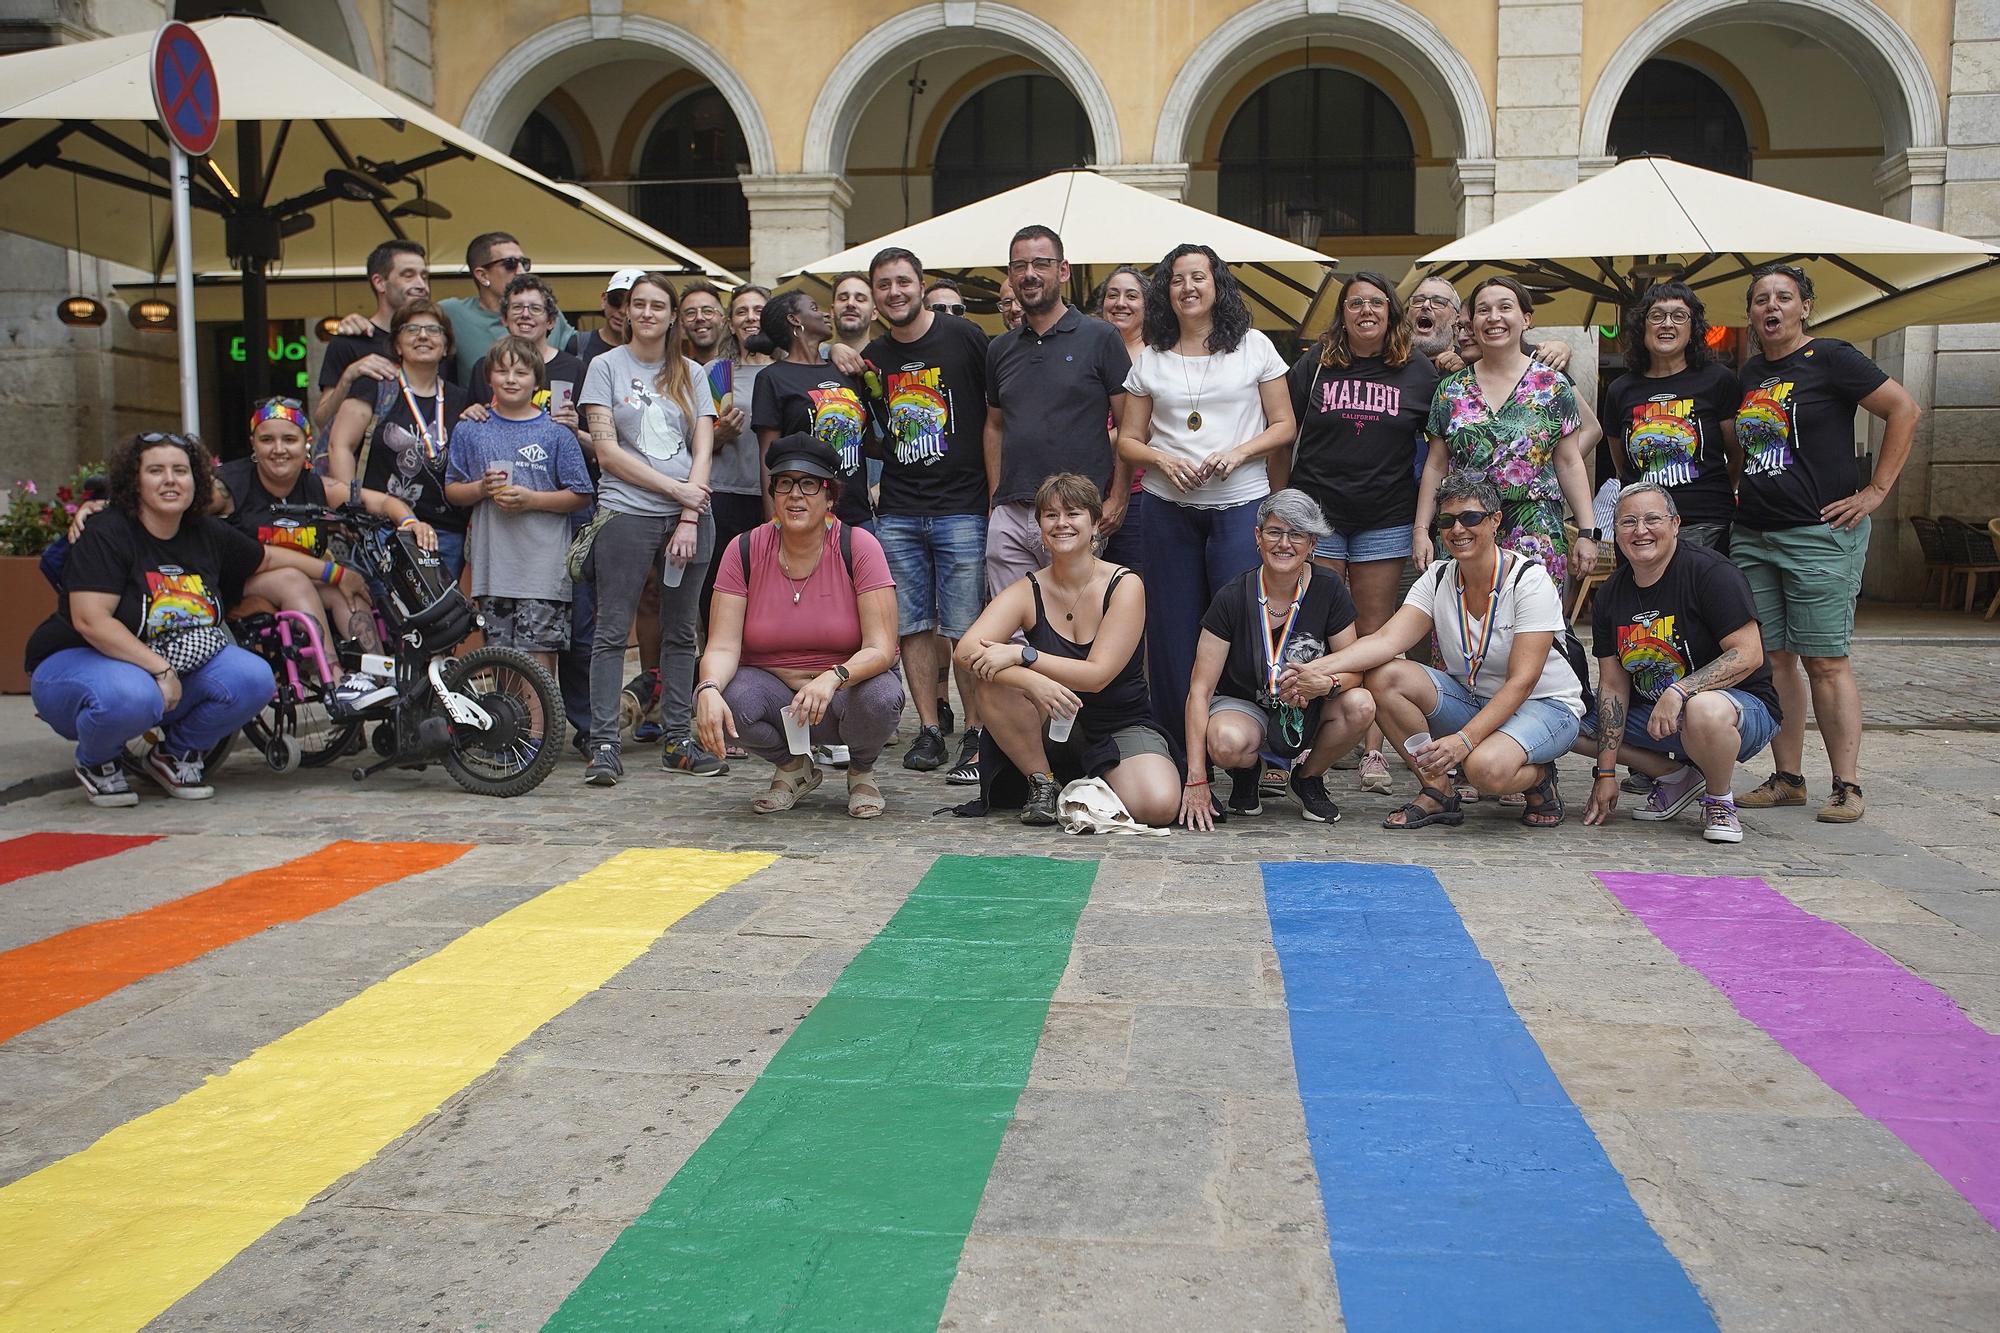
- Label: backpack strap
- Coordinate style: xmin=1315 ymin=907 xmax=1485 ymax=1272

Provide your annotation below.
xmin=736 ymin=530 xmax=755 ymax=585
xmin=838 ymin=517 xmax=855 ymax=579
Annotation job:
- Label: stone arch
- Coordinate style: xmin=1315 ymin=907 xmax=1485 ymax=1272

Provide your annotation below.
xmin=1581 ymin=0 xmax=1941 ymax=159
xmin=457 ymin=15 xmax=776 ymax=176
xmin=328 ymin=0 xmax=377 ymax=79
xmin=1153 ymin=0 xmax=1491 ymax=164
xmin=803 ymin=2 xmax=1122 ymax=177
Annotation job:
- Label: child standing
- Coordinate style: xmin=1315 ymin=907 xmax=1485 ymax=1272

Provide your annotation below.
xmin=446 ymin=335 xmax=594 ymax=675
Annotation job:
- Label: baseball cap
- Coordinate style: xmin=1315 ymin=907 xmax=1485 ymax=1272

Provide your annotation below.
xmin=605 ymin=267 xmax=647 ymax=295
xmin=764 ymin=432 xmax=841 ymax=482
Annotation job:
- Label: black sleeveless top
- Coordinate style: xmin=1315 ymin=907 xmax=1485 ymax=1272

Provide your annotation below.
xmin=217 ymin=458 xmax=329 ymax=558
xmin=1025 ymin=566 xmax=1149 ymax=734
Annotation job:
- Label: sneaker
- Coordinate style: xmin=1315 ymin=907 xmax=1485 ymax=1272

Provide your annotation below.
xmin=139 ymin=744 xmax=214 ymax=800
xmin=1632 ymin=766 xmax=1705 ymax=821
xmin=1332 ymin=744 xmax=1364 ymax=771
xmin=584 ymin=744 xmax=623 ymax=786
xmin=903 ymin=724 xmax=947 ymax=771
xmin=1228 ymin=767 xmax=1264 ymax=817
xmin=618 ymin=668 xmax=659 ymax=733
xmin=327 ymin=672 xmax=395 ymax=718
xmin=1738 ymin=770 xmax=1806 ymax=808
xmin=813 ymin=743 xmax=851 ymax=769
xmin=634 ymin=720 xmax=664 ymax=744
xmin=1290 ymin=769 xmax=1342 ymax=823
xmin=662 ymin=737 xmax=727 ymax=776
xmin=75 ymin=758 xmax=138 ymax=808
xmin=1020 ymin=772 xmax=1061 ymax=826
xmin=1700 ymin=796 xmax=1744 ymax=843
xmin=1620 ymin=770 xmax=1656 ymax=796
xmin=1358 ymin=750 xmax=1393 ymax=794
xmin=937 ymin=699 xmax=956 ymax=737
xmin=946 ymin=729 xmax=982 ymax=786
xmin=1818 ymin=779 xmax=1865 ymax=824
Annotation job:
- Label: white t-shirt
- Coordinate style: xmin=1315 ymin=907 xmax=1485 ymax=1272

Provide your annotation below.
xmin=1405 ymin=557 xmax=1585 ymax=715
xmin=1125 ymin=328 xmax=1288 ymax=508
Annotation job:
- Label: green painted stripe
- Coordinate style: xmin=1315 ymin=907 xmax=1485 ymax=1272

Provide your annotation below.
xmin=545 ymin=854 xmax=1096 ymax=1332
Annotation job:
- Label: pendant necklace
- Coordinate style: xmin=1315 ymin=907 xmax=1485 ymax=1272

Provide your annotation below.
xmin=1178 ymin=343 xmax=1213 ymax=432
xmin=776 ymin=548 xmax=812 ymax=604
xmin=1053 ymin=574 xmax=1089 ymax=623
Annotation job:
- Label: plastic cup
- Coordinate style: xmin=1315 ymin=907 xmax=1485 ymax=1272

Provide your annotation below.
xmin=486 ymin=461 xmax=513 ymax=484
xmin=780 ymin=704 xmax=811 ymax=756
xmin=1047 ymin=712 xmax=1075 ymax=743
xmin=661 ymin=556 xmax=685 ymax=588
xmin=1404 ymin=731 xmax=1432 ymax=765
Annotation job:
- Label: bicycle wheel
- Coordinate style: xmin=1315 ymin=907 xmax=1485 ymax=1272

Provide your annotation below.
xmin=437 ymin=646 xmax=564 ymax=797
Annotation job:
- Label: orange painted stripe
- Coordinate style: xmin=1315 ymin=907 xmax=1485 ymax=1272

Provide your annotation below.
xmin=0 ymin=833 xmax=159 ymax=887
xmin=0 ymin=839 xmax=470 ymax=1044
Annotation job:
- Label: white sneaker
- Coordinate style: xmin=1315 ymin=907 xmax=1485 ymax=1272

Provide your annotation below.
xmin=812 ymin=743 xmax=851 ymax=768
xmin=75 ymin=758 xmax=138 ymax=807
xmin=140 ymin=744 xmax=214 ymax=800
xmin=328 ymin=672 xmax=396 ymax=718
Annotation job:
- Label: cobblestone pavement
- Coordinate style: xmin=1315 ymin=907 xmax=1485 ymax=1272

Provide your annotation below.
xmin=2 ymin=671 xmax=1998 ymax=1328
xmin=1853 ymin=644 xmax=2000 ymax=729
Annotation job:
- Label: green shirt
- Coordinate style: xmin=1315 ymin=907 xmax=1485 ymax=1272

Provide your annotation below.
xmin=438 ymin=294 xmax=576 ymax=388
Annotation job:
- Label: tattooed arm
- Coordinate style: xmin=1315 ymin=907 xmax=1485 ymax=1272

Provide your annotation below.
xmin=1585 ymin=656 xmax=1632 ymax=826
xmin=1646 ymin=623 xmax=1764 ymax=742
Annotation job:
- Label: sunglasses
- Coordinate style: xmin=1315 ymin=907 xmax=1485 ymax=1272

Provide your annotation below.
xmin=928 ymin=302 xmax=966 ymax=316
xmin=604 ymin=291 xmax=628 ymax=308
xmin=482 ymin=255 xmax=531 ymax=273
xmin=1433 ymin=509 xmax=1493 ymax=531
xmin=136 ymin=431 xmax=198 ymax=445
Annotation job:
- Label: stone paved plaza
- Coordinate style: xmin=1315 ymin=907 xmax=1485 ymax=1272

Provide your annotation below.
xmin=1 ymin=628 xmax=1998 ymax=1331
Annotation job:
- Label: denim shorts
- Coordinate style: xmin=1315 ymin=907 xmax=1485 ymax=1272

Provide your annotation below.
xmin=1313 ymin=522 xmax=1413 ymax=565
xmin=1419 ymin=665 xmax=1581 ymax=764
xmin=874 ymin=512 xmax=987 ymax=637
xmin=1579 ymin=688 xmax=1778 ymax=764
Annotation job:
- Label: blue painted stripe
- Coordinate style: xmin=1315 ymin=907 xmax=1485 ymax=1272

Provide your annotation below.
xmin=1263 ymin=861 xmax=1717 ymax=1332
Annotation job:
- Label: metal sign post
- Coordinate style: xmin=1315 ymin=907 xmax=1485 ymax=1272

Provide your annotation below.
xmin=151 ymin=21 xmax=219 ymax=439
xmin=170 ymin=143 xmax=199 ymax=437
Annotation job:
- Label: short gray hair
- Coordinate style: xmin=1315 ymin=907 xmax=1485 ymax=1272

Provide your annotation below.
xmin=1435 ymin=468 xmax=1502 ymax=516
xmin=1257 ymin=488 xmax=1332 ymax=539
xmin=1614 ymin=480 xmax=1679 ymax=518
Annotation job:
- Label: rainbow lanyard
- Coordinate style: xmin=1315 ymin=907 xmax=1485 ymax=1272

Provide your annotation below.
xmin=1456 ymin=554 xmax=1508 ymax=686
xmin=1258 ymin=568 xmax=1304 ymax=696
xmin=398 ymin=370 xmax=448 ymax=465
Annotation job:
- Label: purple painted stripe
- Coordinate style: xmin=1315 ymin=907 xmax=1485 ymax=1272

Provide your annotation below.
xmin=1597 ymin=872 xmax=2000 ymax=1228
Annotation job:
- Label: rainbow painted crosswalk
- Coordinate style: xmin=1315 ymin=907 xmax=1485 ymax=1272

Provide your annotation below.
xmin=1 ymin=834 xmax=1995 ymax=1330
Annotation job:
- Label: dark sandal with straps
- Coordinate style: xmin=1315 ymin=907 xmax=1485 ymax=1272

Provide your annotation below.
xmin=1383 ymin=784 xmax=1464 ymax=830
xmin=1520 ymin=764 xmax=1564 ymax=828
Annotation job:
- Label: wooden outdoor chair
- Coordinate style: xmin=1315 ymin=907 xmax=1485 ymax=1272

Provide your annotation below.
xmin=1566 ymin=523 xmax=1615 ymax=623
xmin=1908 ymin=515 xmax=1954 ymax=607
xmin=1939 ymin=516 xmax=2000 ymax=613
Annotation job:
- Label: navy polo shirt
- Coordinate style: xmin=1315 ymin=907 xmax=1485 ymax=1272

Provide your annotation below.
xmin=984 ymin=305 xmax=1131 ymax=505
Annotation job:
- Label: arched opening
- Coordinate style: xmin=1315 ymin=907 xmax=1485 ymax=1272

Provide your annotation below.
xmin=1216 ymin=67 xmax=1415 ymax=237
xmin=931 ymin=74 xmax=1091 ymax=214
xmin=511 ymin=108 xmax=582 ymax=183
xmin=635 ymin=88 xmax=752 ymax=250
xmin=1608 ymin=59 xmax=1751 ymax=178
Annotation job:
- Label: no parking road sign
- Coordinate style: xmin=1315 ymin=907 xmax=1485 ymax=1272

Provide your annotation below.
xmin=151 ymin=21 xmax=219 ymax=157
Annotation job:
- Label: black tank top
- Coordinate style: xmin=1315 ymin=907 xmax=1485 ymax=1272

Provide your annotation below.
xmin=1025 ymin=567 xmax=1149 ymax=732
xmin=217 ymin=458 xmax=329 ymax=557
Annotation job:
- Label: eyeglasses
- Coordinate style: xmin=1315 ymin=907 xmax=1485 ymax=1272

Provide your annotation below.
xmin=1645 ymin=309 xmax=1692 ymax=326
xmin=771 ymin=475 xmax=828 ymax=496
xmin=400 ymin=322 xmax=446 ymax=338
xmin=1432 ymin=509 xmax=1493 ymax=531
xmin=1257 ymin=526 xmax=1310 ymax=547
xmin=505 ymin=302 xmax=551 ymax=319
xmin=482 ymin=255 xmax=531 ymax=273
xmin=928 ymin=302 xmax=966 ymax=316
xmin=1007 ymin=257 xmax=1060 ymax=275
xmin=1616 ymin=512 xmax=1676 ymax=530
xmin=1343 ymin=296 xmax=1389 ymax=311
xmin=1408 ymin=293 xmax=1458 ymax=310
xmin=996 ymin=296 xmax=1021 ymax=310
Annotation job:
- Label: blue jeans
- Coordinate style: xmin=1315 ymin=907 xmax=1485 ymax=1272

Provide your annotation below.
xmin=1101 ymin=489 xmax=1145 ymax=573
xmin=31 ymin=644 xmax=275 ymax=766
xmin=435 ymin=528 xmax=467 ymax=583
xmin=558 ymin=576 xmax=595 ymax=742
xmin=874 ymin=512 xmax=988 ymax=637
xmin=1142 ymin=495 xmax=1263 ymax=746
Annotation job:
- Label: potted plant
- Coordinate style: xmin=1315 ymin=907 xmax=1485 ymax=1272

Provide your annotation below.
xmin=0 ymin=470 xmax=98 ymax=694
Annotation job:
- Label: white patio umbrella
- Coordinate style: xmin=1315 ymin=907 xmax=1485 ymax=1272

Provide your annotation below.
xmin=1412 ymin=156 xmax=2000 ymax=334
xmin=0 ymin=15 xmax=737 ymax=400
xmin=785 ymin=170 xmax=1336 ymax=331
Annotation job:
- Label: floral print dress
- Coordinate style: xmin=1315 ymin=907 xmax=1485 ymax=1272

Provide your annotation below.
xmin=1425 ymin=362 xmax=1581 ymax=584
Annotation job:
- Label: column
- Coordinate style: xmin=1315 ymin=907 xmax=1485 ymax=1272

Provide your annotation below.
xmin=1492 ymin=0 xmax=1581 ymax=220
xmin=1450 ymin=158 xmax=1496 ymax=234
xmin=385 ymin=0 xmax=434 ymax=106
xmin=1870 ymin=148 xmax=1946 ymax=599
xmin=1096 ymin=164 xmax=1190 ymax=200
xmin=740 ymin=174 xmax=854 ymax=288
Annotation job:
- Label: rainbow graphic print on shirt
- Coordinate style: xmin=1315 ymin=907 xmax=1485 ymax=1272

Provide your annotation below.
xmin=1615 ymin=611 xmax=1691 ymax=701
xmin=140 ymin=568 xmax=221 ymax=639
xmin=886 ymin=367 xmax=950 ymax=466
xmin=254 ymin=520 xmax=320 ymax=557
xmin=1626 ymin=396 xmax=1703 ymax=488
xmin=807 ymin=384 xmax=865 ymax=474
xmin=1736 ymin=379 xmax=1795 ymax=477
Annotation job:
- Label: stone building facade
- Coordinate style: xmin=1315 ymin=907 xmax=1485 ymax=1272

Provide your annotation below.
xmin=5 ymin=0 xmax=1998 ymax=598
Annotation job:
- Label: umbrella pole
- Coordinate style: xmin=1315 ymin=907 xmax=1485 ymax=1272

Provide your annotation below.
xmin=170 ymin=143 xmax=200 ymax=437
xmin=237 ymin=122 xmax=269 ymax=408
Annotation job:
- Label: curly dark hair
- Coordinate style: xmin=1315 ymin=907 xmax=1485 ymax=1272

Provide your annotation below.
xmin=1619 ymin=280 xmax=1712 ymax=374
xmin=1143 ymin=244 xmax=1250 ymax=354
xmin=109 ymin=431 xmax=213 ymax=522
xmin=1318 ymin=271 xmax=1412 ymax=370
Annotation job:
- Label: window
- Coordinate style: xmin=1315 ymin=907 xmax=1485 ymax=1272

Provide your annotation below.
xmin=511 ymin=109 xmax=579 ymax=182
xmin=636 ymin=88 xmax=750 ymax=249
xmin=1217 ymin=68 xmax=1415 ymax=238
xmin=1609 ymin=60 xmax=1751 ymax=179
xmin=932 ymin=75 xmax=1092 ymax=214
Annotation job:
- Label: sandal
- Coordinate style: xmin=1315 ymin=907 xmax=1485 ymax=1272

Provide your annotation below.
xmin=753 ymin=760 xmax=821 ymax=813
xmin=846 ymin=770 xmax=885 ymax=820
xmin=1520 ymin=764 xmax=1564 ymax=828
xmin=1383 ymin=785 xmax=1464 ymax=830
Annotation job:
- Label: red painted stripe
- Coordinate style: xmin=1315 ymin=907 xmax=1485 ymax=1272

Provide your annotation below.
xmin=0 ymin=833 xmax=160 ymax=887
xmin=0 ymin=839 xmax=471 ymax=1044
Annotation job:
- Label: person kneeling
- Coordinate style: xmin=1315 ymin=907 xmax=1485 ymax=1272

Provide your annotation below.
xmin=695 ymin=434 xmax=903 ymax=818
xmin=955 ymin=474 xmax=1180 ymax=828
xmin=1312 ymin=469 xmax=1586 ymax=829
xmin=1577 ymin=482 xmax=1781 ymax=844
xmin=1181 ymin=490 xmax=1375 ymax=829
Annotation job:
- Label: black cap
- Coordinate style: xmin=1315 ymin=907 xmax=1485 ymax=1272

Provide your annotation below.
xmin=764 ymin=431 xmax=841 ymax=482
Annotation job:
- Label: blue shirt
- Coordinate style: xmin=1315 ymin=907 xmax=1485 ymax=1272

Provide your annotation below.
xmin=445 ymin=410 xmax=593 ymax=601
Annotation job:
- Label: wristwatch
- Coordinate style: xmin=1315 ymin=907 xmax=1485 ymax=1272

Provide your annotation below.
xmin=1581 ymin=528 xmax=1604 ymax=541
xmin=830 ymin=664 xmax=851 ymax=687
xmin=1020 ymin=644 xmax=1039 ymax=666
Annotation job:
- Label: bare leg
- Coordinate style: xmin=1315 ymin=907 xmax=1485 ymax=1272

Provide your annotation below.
xmin=1677 ymin=692 xmax=1745 ymax=795
xmin=1101 ymin=752 xmax=1181 ymax=826
xmin=902 ymin=632 xmax=941 ymax=728
xmin=1203 ymin=710 xmax=1266 ymax=770
xmin=1802 ymin=655 xmax=1862 ymax=784
xmin=1364 ymin=659 xmax=1447 ymax=825
xmin=982 ymin=680 xmax=1052 ymax=777
xmin=1341 ymin=557 xmax=1404 ymax=757
xmin=318 ymin=581 xmax=381 ymax=652
xmin=953 ymin=651 xmax=982 ymax=730
xmin=244 ymin=568 xmax=338 ymax=680
xmin=1766 ymin=649 xmax=1810 ymax=774
xmin=1462 ymin=734 xmax=1541 ymax=796
xmin=1299 ymin=689 xmax=1376 ymax=778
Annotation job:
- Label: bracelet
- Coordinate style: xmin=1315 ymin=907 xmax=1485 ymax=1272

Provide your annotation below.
xmin=150 ymin=664 xmax=173 ymax=680
xmin=1457 ymin=730 xmax=1474 ymax=753
xmin=1593 ymin=767 xmax=1618 ymax=780
xmin=1183 ymin=779 xmax=1211 ymax=788
xmin=678 ymin=512 xmax=699 ymax=525
xmin=694 ymin=680 xmax=720 ymax=697
xmin=396 ymin=515 xmax=419 ymax=529
xmin=321 ymin=559 xmax=342 ymax=587
xmin=1669 ymin=682 xmax=1691 ymax=703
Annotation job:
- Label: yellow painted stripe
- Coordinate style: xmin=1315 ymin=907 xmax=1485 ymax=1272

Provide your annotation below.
xmin=0 ymin=847 xmax=772 ymax=1332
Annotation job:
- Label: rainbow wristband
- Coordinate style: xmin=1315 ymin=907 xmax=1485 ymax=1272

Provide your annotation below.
xmin=321 ymin=559 xmax=341 ymax=587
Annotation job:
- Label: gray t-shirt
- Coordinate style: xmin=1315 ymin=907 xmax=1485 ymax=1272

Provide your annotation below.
xmin=580 ymin=347 xmax=715 ymax=517
xmin=444 ymin=412 xmax=594 ymax=602
xmin=711 ymin=359 xmax=766 ymax=497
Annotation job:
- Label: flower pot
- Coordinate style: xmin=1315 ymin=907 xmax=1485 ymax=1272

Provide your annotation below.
xmin=0 ymin=555 xmax=57 ymax=694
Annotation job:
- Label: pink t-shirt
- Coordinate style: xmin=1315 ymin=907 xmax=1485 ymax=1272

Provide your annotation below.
xmin=714 ymin=520 xmax=896 ymax=671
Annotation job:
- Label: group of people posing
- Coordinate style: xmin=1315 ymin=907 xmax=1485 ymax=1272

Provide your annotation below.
xmin=28 ymin=223 xmax=1916 ymax=846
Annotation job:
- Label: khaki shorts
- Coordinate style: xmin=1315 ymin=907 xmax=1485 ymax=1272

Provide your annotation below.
xmin=1731 ymin=518 xmax=1868 ymax=658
